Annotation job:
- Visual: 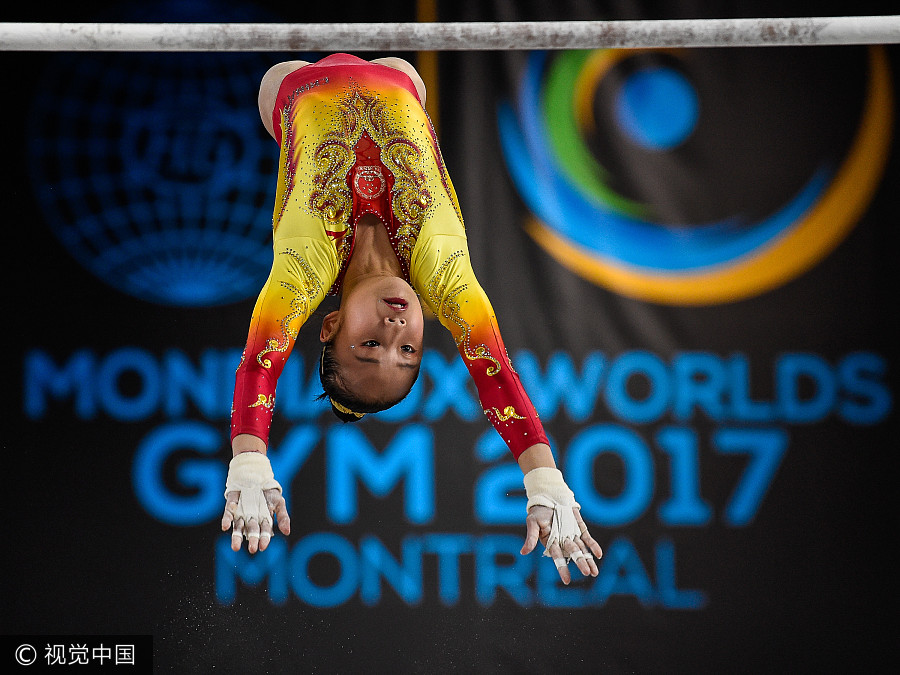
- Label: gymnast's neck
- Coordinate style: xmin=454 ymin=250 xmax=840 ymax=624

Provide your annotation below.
xmin=340 ymin=214 xmax=405 ymax=296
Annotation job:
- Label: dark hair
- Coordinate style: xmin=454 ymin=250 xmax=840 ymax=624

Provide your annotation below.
xmin=317 ymin=341 xmax=419 ymax=422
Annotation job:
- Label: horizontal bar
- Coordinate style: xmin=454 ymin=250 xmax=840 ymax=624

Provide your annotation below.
xmin=0 ymin=16 xmax=898 ymax=51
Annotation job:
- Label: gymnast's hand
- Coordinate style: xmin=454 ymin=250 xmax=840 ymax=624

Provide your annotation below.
xmin=519 ymin=468 xmax=603 ymax=584
xmin=220 ymin=452 xmax=291 ymax=554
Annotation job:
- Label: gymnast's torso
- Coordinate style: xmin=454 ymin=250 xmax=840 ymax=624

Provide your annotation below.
xmin=232 ymin=53 xmax=547 ymax=457
xmin=268 ymin=52 xmax=463 ymax=295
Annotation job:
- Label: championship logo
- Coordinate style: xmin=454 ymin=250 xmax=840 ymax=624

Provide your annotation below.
xmin=498 ymin=47 xmax=893 ymax=305
xmin=26 ymin=0 xmax=288 ymax=308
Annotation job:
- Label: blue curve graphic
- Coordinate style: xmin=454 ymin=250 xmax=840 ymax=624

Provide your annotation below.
xmin=498 ymin=51 xmax=831 ymax=272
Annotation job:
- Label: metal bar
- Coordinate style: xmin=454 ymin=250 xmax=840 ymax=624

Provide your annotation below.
xmin=1 ymin=16 xmax=899 ymax=51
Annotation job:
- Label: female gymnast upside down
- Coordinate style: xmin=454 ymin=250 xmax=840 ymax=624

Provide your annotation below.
xmin=221 ymin=53 xmax=602 ymax=584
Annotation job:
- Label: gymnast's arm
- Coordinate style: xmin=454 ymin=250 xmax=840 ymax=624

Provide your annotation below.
xmin=222 ymin=237 xmax=332 ymax=554
xmin=413 ymin=237 xmax=603 ymax=582
xmin=222 ymin=62 xmax=344 ymax=553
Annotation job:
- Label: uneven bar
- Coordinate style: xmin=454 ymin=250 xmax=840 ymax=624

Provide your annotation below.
xmin=1 ymin=16 xmax=898 ymax=52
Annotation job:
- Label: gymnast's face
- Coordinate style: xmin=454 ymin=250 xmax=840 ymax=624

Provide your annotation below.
xmin=320 ymin=275 xmax=424 ymax=403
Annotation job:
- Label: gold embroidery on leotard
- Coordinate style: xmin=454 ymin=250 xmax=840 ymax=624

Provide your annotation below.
xmin=384 ymin=140 xmax=432 ymax=223
xmin=426 ymin=251 xmax=502 ymax=377
xmin=305 ymin=82 xmax=433 ymax=272
xmin=487 ymin=406 xmax=526 ymax=422
xmin=256 ymin=250 xmax=323 ymax=369
xmin=249 ymin=394 xmax=276 ymax=410
xmin=274 ymin=92 xmax=306 ymax=233
xmin=309 ymin=139 xmax=354 ymax=223
xmin=424 ymin=115 xmax=464 ymax=227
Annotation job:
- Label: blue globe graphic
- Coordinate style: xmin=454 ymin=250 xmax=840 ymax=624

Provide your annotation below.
xmin=28 ymin=44 xmax=282 ymax=307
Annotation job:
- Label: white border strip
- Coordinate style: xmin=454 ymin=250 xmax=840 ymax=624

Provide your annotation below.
xmin=1 ymin=17 xmax=899 ymax=51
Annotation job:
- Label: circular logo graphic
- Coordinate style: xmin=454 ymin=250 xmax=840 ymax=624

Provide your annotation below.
xmin=354 ymin=165 xmax=387 ymax=199
xmin=15 ymin=643 xmax=37 ymax=666
xmin=27 ymin=1 xmax=298 ymax=307
xmin=498 ymin=47 xmax=893 ymax=305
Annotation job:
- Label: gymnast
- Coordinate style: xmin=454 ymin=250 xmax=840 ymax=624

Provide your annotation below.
xmin=221 ymin=53 xmax=602 ymax=583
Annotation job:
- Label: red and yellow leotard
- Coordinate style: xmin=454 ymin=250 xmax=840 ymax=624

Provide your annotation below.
xmin=231 ymin=53 xmax=547 ymax=458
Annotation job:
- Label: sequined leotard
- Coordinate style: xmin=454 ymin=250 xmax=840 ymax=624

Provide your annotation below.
xmin=231 ymin=53 xmax=547 ymax=458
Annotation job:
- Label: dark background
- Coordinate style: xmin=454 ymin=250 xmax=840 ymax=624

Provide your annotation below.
xmin=3 ymin=1 xmax=897 ymax=672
